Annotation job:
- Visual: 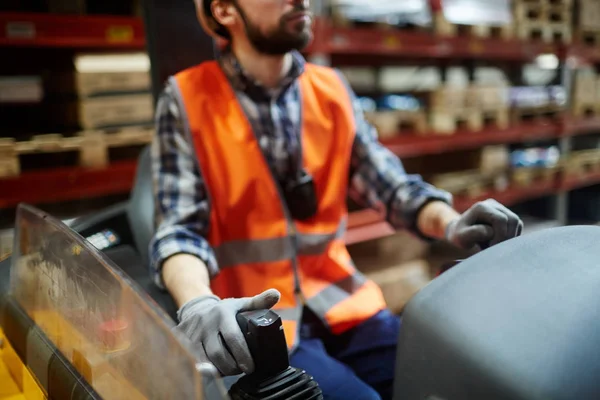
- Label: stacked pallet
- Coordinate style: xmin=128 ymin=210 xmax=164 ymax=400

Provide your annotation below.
xmin=574 ymin=0 xmax=600 ymax=45
xmin=510 ymin=85 xmax=566 ymax=123
xmin=430 ymin=169 xmax=509 ymax=199
xmin=427 ymin=84 xmax=509 ymax=134
xmin=511 ymin=165 xmax=561 ymax=187
xmin=562 ymin=149 xmax=600 ymax=178
xmin=572 ymin=69 xmax=600 ymax=117
xmin=364 ymin=102 xmax=428 ymax=138
xmin=514 ymin=0 xmax=573 ymax=43
xmin=467 ymin=85 xmax=510 ymax=130
xmin=0 ymin=127 xmax=153 ymax=178
xmin=428 ymin=86 xmax=482 ymax=134
xmin=362 ymin=84 xmax=512 ymax=137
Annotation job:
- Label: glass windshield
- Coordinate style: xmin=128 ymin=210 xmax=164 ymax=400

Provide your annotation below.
xmin=8 ymin=204 xmax=205 ymax=399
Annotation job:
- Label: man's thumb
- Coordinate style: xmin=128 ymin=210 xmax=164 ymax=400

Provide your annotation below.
xmin=243 ymin=289 xmax=281 ymax=311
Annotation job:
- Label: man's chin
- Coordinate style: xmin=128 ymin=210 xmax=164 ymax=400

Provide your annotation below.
xmin=285 ymin=30 xmax=313 ymax=50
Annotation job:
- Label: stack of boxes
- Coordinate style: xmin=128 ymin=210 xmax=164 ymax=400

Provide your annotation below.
xmin=47 ymin=52 xmax=153 ymax=132
xmin=514 ymin=0 xmax=573 ymax=43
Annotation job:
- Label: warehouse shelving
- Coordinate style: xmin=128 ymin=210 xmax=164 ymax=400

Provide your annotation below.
xmin=3 ymin=10 xmax=600 ymax=246
xmin=308 ymin=18 xmax=560 ymax=62
xmin=0 ymin=11 xmax=149 ymax=215
xmin=0 ymin=12 xmax=145 ymax=49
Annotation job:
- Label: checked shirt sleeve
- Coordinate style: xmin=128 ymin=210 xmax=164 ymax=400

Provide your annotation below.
xmin=149 ymin=83 xmax=219 ymax=290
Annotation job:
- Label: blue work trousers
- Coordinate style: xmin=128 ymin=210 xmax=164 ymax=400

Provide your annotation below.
xmin=289 ymin=308 xmax=402 ymax=400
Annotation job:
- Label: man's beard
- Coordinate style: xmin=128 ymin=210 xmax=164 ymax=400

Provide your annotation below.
xmin=235 ymin=3 xmax=312 ymax=55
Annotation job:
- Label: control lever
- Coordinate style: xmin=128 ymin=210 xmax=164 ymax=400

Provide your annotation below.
xmin=228 ymin=309 xmax=323 ymax=400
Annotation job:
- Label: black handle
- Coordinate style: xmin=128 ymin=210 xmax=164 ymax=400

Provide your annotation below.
xmin=236 ymin=309 xmax=290 ymax=381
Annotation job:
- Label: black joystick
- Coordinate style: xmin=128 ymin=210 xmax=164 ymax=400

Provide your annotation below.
xmin=228 ymin=309 xmax=323 ymax=400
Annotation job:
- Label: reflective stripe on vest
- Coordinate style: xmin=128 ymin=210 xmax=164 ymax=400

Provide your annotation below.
xmin=172 ymin=61 xmax=388 ymax=350
xmin=214 ymin=218 xmax=347 ymax=268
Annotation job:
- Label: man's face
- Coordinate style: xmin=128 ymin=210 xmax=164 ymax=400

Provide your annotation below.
xmin=232 ymin=0 xmax=313 ymax=55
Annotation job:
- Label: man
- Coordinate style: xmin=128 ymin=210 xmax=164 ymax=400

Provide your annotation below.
xmin=149 ymin=0 xmax=524 ymax=398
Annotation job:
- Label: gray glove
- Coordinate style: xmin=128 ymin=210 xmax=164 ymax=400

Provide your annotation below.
xmin=446 ymin=199 xmax=524 ymax=250
xmin=175 ymin=289 xmax=281 ymax=376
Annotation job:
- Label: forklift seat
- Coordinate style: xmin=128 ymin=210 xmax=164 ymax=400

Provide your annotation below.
xmin=127 ymin=145 xmax=155 ymax=270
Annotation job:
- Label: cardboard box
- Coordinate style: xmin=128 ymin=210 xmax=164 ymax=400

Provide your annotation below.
xmin=50 ymin=93 xmax=154 ymax=130
xmin=47 ymin=53 xmax=151 ymax=98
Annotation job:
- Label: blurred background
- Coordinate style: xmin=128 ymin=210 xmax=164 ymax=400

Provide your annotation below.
xmin=1 ymin=0 xmax=600 ymax=313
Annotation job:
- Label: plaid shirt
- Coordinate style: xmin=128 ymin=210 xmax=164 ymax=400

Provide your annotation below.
xmin=149 ymin=49 xmax=452 ymax=289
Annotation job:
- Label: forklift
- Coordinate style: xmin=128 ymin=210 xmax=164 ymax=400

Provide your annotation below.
xmin=3 ymin=0 xmax=600 ymax=398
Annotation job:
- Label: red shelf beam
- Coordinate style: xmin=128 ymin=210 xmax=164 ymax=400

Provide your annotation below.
xmin=0 ymin=161 xmax=138 ymax=209
xmin=0 ymin=12 xmax=146 ymax=49
xmin=308 ymin=19 xmax=559 ymax=61
xmin=382 ymin=122 xmax=561 ymax=158
xmin=383 ymin=117 xmax=600 ymax=159
xmin=563 ymin=116 xmax=600 ymax=136
xmin=561 ymin=171 xmax=600 ymax=191
xmin=565 ymin=44 xmax=600 ymax=65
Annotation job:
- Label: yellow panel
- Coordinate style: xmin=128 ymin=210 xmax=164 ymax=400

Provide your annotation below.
xmin=1 ymin=335 xmax=23 ymax=391
xmin=22 ymin=367 xmax=45 ymax=400
xmin=0 ymin=395 xmax=26 ymax=400
xmin=0 ymin=354 xmax=23 ymax=399
xmin=1 ymin=330 xmax=46 ymax=400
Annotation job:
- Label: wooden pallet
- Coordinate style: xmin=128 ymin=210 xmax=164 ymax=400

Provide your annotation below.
xmin=573 ymin=103 xmax=600 ymax=118
xmin=0 ymin=126 xmax=153 ymax=178
xmin=511 ymin=166 xmax=560 ymax=187
xmin=511 ymin=105 xmax=563 ymax=123
xmin=434 ymin=13 xmax=514 ymax=39
xmin=572 ymin=70 xmax=599 ymax=117
xmin=429 ymin=110 xmax=483 ymax=134
xmin=431 ymin=170 xmax=489 ymax=198
xmin=516 ymin=22 xmax=572 ymax=43
xmin=365 ymin=110 xmax=428 ymax=138
xmin=467 ymin=86 xmax=510 ymax=111
xmin=431 ymin=170 xmax=508 ymax=199
xmin=574 ymin=29 xmax=600 ymax=46
xmin=575 ymin=0 xmax=600 ymax=33
xmin=481 ymin=109 xmax=511 ymax=130
xmin=514 ymin=2 xmax=571 ymax=23
xmin=514 ymin=0 xmax=573 ymax=7
xmin=564 ymin=150 xmax=600 ymax=177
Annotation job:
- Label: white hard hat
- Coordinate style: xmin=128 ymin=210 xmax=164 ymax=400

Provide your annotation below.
xmin=196 ymin=0 xmax=231 ymax=40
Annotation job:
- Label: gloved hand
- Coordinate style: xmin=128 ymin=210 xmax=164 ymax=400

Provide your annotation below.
xmin=175 ymin=289 xmax=281 ymax=376
xmin=446 ymin=199 xmax=524 ymax=250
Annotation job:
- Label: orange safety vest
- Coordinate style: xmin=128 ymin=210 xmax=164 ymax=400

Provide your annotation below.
xmin=171 ymin=60 xmax=387 ymax=350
